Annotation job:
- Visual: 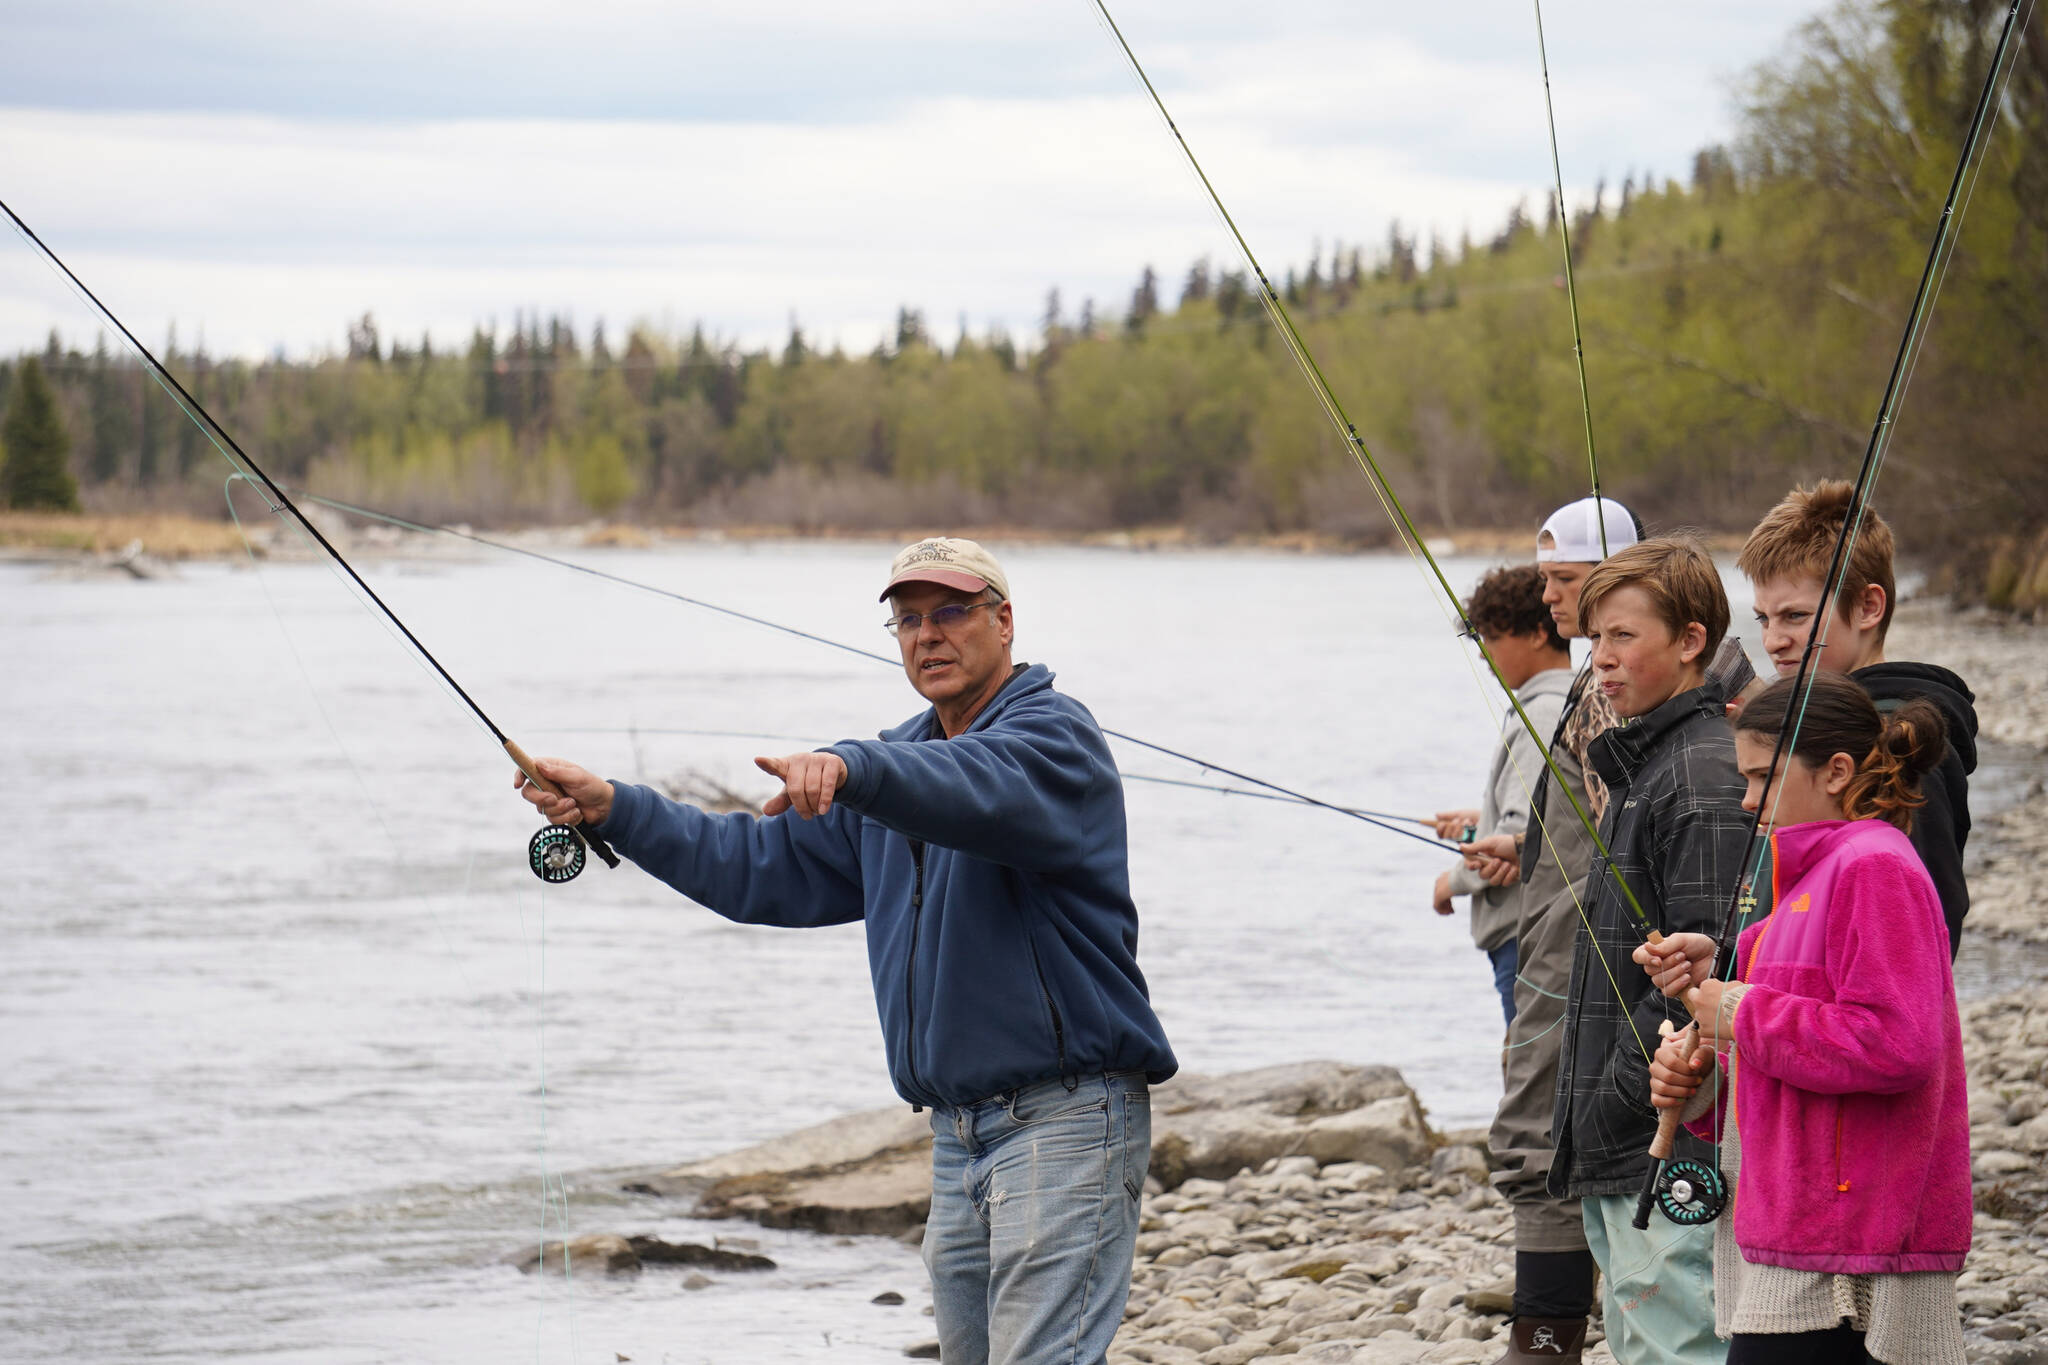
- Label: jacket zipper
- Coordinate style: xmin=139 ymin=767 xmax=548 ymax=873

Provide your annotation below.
xmin=1023 ymin=924 xmax=1069 ymax=1081
xmin=904 ymin=841 xmax=927 ymax=1107
xmin=1834 ymin=1105 xmax=1849 ymax=1194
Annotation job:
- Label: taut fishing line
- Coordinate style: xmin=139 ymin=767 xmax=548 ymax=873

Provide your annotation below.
xmin=545 ymin=718 xmax=1453 ymax=846
xmin=276 ymin=490 xmax=1464 ymax=852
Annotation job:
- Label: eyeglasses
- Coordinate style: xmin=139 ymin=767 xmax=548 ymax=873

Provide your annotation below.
xmin=883 ymin=600 xmax=1001 ymax=636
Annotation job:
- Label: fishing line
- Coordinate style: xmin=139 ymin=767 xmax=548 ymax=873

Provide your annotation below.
xmin=287 ymin=489 xmax=1457 ymax=849
xmin=540 ymin=718 xmax=1456 ymax=848
xmin=1531 ymin=0 xmax=1607 ymax=559
xmin=1117 ymin=772 xmax=1447 ymax=845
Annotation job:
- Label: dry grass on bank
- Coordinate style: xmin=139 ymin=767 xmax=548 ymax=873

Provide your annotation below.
xmin=0 ymin=511 xmax=247 ymax=558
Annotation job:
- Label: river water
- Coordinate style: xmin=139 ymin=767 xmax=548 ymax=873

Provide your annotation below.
xmin=1 ymin=539 xmax=2030 ymax=1362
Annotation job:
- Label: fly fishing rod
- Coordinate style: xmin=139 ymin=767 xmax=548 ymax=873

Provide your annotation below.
xmin=0 ymin=195 xmax=617 ymax=885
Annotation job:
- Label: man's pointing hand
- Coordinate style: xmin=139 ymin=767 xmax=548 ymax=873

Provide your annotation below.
xmin=756 ymin=751 xmax=849 ymax=819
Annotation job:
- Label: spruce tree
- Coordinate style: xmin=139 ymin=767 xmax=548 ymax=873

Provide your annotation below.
xmin=1 ymin=357 xmax=81 ymax=511
xmin=135 ymin=370 xmax=162 ymax=485
xmin=88 ymin=338 xmax=131 ymax=482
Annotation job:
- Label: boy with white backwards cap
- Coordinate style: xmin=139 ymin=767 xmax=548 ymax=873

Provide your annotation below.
xmin=1472 ymin=500 xmax=1759 ymax=1362
xmin=1465 ymin=495 xmax=1638 ymax=1363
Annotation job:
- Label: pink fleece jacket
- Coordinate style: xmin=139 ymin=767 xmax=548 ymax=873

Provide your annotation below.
xmin=1686 ymin=818 xmax=1972 ymax=1274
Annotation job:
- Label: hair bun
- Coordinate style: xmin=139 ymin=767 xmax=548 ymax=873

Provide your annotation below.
xmin=1884 ymin=698 xmax=1948 ymax=783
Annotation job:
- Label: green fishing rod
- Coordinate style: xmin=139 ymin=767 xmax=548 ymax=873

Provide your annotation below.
xmin=1087 ymin=0 xmax=1659 ymax=944
xmin=0 ymin=194 xmax=619 ymax=886
xmin=1531 ymin=0 xmax=1607 ymax=559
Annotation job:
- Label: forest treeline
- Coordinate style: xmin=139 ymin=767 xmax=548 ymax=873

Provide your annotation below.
xmin=2 ymin=0 xmax=2043 ymax=596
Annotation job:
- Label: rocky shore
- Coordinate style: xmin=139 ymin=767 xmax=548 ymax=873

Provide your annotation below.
xmin=578 ymin=599 xmax=2047 ymax=1362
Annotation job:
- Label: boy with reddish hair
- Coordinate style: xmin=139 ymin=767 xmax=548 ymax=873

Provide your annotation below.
xmin=1738 ymin=481 xmax=1978 ymax=957
xmin=1550 ymin=536 xmax=1755 ymax=1365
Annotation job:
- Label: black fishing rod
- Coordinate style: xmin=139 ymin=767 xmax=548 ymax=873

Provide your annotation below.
xmin=288 ymin=491 xmax=1457 ymax=851
xmin=1630 ymin=0 xmax=2033 ymax=1237
xmin=0 ymin=195 xmax=618 ymax=885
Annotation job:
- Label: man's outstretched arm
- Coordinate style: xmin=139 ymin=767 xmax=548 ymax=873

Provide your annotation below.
xmin=515 ymin=756 xmax=866 ymax=928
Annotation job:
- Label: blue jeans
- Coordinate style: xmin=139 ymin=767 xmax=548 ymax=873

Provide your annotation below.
xmin=1488 ymin=938 xmax=1519 ymax=1028
xmin=924 ymin=1071 xmax=1150 ymax=1365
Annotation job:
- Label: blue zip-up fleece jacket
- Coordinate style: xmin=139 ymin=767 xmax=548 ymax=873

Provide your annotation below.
xmin=595 ymin=663 xmax=1178 ymax=1110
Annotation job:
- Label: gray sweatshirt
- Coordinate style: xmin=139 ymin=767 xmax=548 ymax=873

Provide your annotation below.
xmin=1446 ymin=667 xmax=1574 ymax=951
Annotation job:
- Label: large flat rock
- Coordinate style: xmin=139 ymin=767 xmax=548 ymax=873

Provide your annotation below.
xmin=692 ymin=1141 xmax=935 ymax=1236
xmin=1148 ymin=1062 xmax=1433 ymax=1189
xmin=656 ymin=1106 xmax=931 ymax=1185
xmin=642 ymin=1062 xmax=1436 ymax=1238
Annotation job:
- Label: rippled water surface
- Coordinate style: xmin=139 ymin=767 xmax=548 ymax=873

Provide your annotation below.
xmin=5 ymin=540 xmax=2015 ymax=1362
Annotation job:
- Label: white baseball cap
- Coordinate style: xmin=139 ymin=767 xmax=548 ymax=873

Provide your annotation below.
xmin=1537 ymin=496 xmax=1640 ymax=563
xmin=879 ymin=536 xmax=1011 ymax=602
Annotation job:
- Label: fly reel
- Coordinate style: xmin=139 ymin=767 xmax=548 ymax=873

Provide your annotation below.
xmin=529 ymin=824 xmax=588 ymax=883
xmin=1654 ymin=1158 xmax=1728 ymax=1226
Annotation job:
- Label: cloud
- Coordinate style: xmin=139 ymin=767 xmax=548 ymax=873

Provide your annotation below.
xmin=0 ymin=1 xmax=1818 ymax=358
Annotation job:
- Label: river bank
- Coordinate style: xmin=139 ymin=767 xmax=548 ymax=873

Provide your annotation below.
xmin=0 ymin=507 xmax=1754 ymax=566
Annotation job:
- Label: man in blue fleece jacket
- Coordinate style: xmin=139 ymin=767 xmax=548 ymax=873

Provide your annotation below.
xmin=515 ymin=536 xmax=1176 ymax=1365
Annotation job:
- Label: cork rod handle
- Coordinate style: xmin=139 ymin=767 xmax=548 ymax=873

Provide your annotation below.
xmin=1647 ymin=1019 xmax=1703 ymax=1160
xmin=504 ymin=738 xmax=566 ymax=799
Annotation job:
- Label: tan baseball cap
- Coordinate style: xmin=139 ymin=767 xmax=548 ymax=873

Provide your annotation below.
xmin=879 ymin=536 xmax=1010 ymax=602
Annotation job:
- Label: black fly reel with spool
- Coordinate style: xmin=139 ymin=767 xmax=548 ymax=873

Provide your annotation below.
xmin=529 ymin=824 xmax=587 ymax=882
xmin=1631 ymin=1018 xmax=1730 ymax=1232
xmin=525 ymin=821 xmax=620 ymax=883
xmin=1650 ymin=1157 xmax=1728 ymax=1227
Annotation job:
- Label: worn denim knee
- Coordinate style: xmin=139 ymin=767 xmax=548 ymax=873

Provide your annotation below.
xmin=923 ymin=1071 xmax=1150 ymax=1365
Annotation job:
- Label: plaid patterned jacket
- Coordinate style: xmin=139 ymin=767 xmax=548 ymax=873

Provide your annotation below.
xmin=1548 ymin=657 xmax=1760 ymax=1198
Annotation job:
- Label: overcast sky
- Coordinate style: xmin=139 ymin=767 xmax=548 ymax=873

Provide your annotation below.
xmin=0 ymin=0 xmax=1822 ymax=359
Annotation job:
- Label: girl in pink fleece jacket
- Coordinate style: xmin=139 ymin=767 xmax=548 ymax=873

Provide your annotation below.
xmin=1634 ymin=671 xmax=1969 ymax=1365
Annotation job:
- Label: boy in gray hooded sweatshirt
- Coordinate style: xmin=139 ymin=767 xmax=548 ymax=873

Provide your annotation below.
xmin=1431 ymin=563 xmax=1575 ymax=1027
